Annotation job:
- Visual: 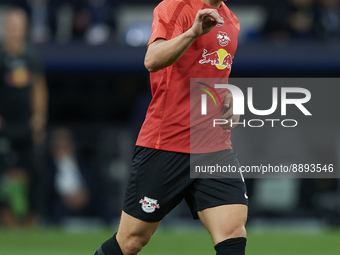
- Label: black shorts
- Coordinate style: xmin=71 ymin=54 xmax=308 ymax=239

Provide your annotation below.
xmin=123 ymin=146 xmax=248 ymax=222
xmin=0 ymin=129 xmax=33 ymax=172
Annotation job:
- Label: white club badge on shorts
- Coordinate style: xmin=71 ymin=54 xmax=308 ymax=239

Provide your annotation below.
xmin=139 ymin=196 xmax=160 ymax=213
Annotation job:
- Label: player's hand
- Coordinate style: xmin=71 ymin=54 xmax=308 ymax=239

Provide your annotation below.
xmin=190 ymin=9 xmax=224 ymax=38
xmin=219 ymin=90 xmax=240 ymax=130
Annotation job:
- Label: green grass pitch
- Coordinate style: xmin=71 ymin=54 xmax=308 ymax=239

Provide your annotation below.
xmin=0 ymin=228 xmax=339 ymax=255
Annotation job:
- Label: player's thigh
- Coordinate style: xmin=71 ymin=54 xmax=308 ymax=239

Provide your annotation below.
xmin=198 ymin=204 xmax=248 ymax=245
xmin=117 ymin=211 xmax=160 ymax=246
xmin=123 ymin=146 xmax=190 ymax=222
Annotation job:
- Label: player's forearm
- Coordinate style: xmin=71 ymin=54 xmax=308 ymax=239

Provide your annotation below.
xmin=144 ymin=29 xmax=198 ymax=72
xmin=31 ymin=74 xmax=49 ymax=117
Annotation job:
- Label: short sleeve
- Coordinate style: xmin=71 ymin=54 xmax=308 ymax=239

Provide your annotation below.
xmin=148 ymin=1 xmax=188 ymax=46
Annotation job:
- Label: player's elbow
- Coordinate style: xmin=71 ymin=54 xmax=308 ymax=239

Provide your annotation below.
xmin=144 ymin=57 xmax=159 ymax=72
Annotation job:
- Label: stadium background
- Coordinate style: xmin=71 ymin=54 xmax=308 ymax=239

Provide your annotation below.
xmin=0 ymin=0 xmax=340 ymax=254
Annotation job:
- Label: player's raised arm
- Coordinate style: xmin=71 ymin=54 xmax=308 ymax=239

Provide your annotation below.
xmin=144 ymin=9 xmax=224 ymax=72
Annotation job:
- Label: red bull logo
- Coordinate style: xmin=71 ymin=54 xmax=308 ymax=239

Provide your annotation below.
xmin=199 ymin=49 xmax=233 ymax=70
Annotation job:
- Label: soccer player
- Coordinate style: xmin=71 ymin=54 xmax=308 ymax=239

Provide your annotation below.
xmin=95 ymin=0 xmax=248 ymax=254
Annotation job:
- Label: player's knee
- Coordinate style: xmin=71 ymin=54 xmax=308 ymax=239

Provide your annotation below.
xmin=124 ymin=242 xmax=142 ymax=255
xmin=229 ymin=224 xmax=246 ymax=238
xmin=122 ymin=235 xmax=150 ymax=255
xmin=218 ymin=222 xmax=247 ymax=242
xmin=229 ymin=214 xmax=247 ymax=237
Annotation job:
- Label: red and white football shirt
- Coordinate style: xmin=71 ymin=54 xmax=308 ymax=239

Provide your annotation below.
xmin=136 ymin=0 xmax=240 ymax=153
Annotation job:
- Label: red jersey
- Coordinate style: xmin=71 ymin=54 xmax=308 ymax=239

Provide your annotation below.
xmin=136 ymin=0 xmax=240 ymax=153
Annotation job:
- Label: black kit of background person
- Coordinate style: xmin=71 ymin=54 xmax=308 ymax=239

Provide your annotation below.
xmin=0 ymin=44 xmax=45 ymax=226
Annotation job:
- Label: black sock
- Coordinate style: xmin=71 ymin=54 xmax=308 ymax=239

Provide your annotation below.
xmin=214 ymin=237 xmax=247 ymax=255
xmin=94 ymin=233 xmax=124 ymax=255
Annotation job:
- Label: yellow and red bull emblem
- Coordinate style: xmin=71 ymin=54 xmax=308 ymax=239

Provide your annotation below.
xmin=199 ymin=49 xmax=233 ymax=70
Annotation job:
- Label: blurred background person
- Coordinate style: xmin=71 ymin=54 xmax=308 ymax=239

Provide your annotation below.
xmin=28 ymin=0 xmax=51 ymax=44
xmin=46 ymin=127 xmax=110 ymax=224
xmin=48 ymin=0 xmax=116 ymax=45
xmin=315 ymin=0 xmax=340 ymax=40
xmin=85 ymin=0 xmax=114 ymax=45
xmin=0 ymin=7 xmax=48 ymax=227
xmin=262 ymin=0 xmax=318 ymax=41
